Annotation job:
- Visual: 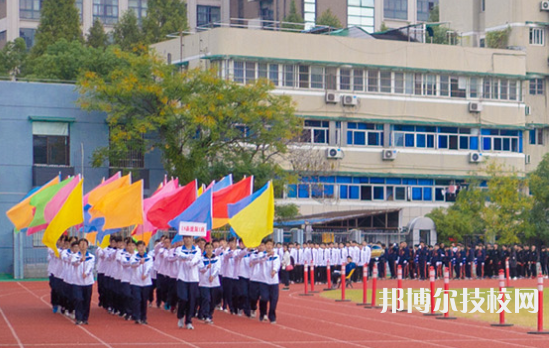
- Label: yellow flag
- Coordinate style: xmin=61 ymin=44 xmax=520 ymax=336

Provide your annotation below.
xmin=197 ymin=185 xmax=204 ymax=197
xmin=87 ymin=174 xmax=131 ymax=207
xmin=42 ymin=179 xmax=84 ymax=257
xmin=229 ymin=182 xmax=274 ymax=248
xmin=90 ymin=180 xmax=143 ymax=230
xmin=85 ymin=232 xmax=97 ymax=245
xmin=99 ymin=234 xmax=110 ymax=248
xmin=6 ymin=176 xmax=60 ymax=230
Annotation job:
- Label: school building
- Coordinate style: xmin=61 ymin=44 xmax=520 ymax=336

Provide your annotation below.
xmin=152 ymin=25 xmax=535 ymax=246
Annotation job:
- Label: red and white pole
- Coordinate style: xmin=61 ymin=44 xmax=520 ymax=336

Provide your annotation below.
xmin=336 ymin=262 xmax=350 ymax=302
xmin=436 ymin=267 xmax=456 ymax=320
xmin=310 ymin=264 xmax=317 ymax=293
xmin=397 ymin=265 xmax=403 ymax=290
xmin=424 ymin=266 xmax=440 ymax=316
xmin=299 ymin=262 xmax=313 ymax=297
xmin=528 ymin=274 xmax=549 ymax=334
xmin=358 ymin=263 xmax=368 ymax=305
xmin=365 ymin=263 xmax=379 ymax=308
xmin=492 ymin=269 xmax=513 ymax=327
xmin=325 ymin=259 xmax=332 ymax=291
xmin=505 ymin=258 xmax=511 ymax=288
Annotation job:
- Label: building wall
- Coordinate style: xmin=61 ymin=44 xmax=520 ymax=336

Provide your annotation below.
xmin=0 ymin=81 xmax=165 ymax=275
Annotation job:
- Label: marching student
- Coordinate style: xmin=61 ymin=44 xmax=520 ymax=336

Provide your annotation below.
xmin=198 ymin=242 xmax=221 ymax=324
xmin=119 ymin=237 xmax=136 ymax=320
xmin=249 ymin=242 xmax=266 ymax=318
xmin=130 ymin=241 xmax=153 ymax=325
xmin=166 ymin=239 xmax=180 ymax=313
xmin=61 ymin=238 xmax=79 ymax=319
xmin=102 ymin=236 xmax=119 ymax=313
xmin=47 ymin=237 xmax=64 ymax=313
xmin=294 ymin=243 xmax=304 ymax=283
xmin=222 ymin=237 xmax=239 ymax=315
xmin=176 ymin=235 xmax=202 ymax=329
xmin=235 ymin=240 xmax=251 ymax=317
xmin=280 ymin=244 xmax=291 ymax=290
xmin=71 ymin=239 xmax=95 ymax=325
xmin=148 ymin=240 xmax=159 ymax=307
xmin=258 ymin=239 xmax=281 ymax=324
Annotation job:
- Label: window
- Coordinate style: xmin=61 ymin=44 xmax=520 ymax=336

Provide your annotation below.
xmin=346 ymin=122 xmax=383 ymax=146
xmin=470 ymin=77 xmax=480 ymax=98
xmin=299 ymin=66 xmax=310 ymax=88
xmin=0 ymin=0 xmax=6 ymax=20
xmin=245 ymin=62 xmax=255 ymax=84
xmin=325 ymin=67 xmax=337 ymax=90
xmin=284 ymin=65 xmax=295 ymax=87
xmin=450 ymin=76 xmax=466 ymax=98
xmin=353 ymin=69 xmax=364 ymax=91
xmin=129 ymin=0 xmax=147 ymax=23
xmin=0 ymin=31 xmax=6 ymax=48
xmin=417 ymin=0 xmax=438 ymax=22
xmin=423 ymin=74 xmax=437 ymax=96
xmin=94 ymin=0 xmax=118 ymax=25
xmin=530 ymin=129 xmax=544 ymax=145
xmin=300 ymin=120 xmax=329 ymax=144
xmin=234 ymin=61 xmax=244 ymax=83
xmin=394 ymin=73 xmax=404 ymax=94
xmin=338 ymin=68 xmax=350 ymax=90
xmin=20 ymin=0 xmax=41 ymax=19
xmin=258 ymin=63 xmax=279 ymax=86
xmin=384 ymin=0 xmax=407 ymax=20
xmin=481 ymin=0 xmax=485 ymax=12
xmin=19 ymin=28 xmax=36 ymax=49
xmin=440 ymin=75 xmax=449 ymax=96
xmin=380 ymin=71 xmax=392 ymax=93
xmin=530 ymin=28 xmax=545 ymax=46
xmin=32 ymin=122 xmax=70 ymax=166
xmin=75 ymin=0 xmax=83 ymax=21
xmin=311 ymin=66 xmax=324 ymax=89
xmin=367 ymin=70 xmax=379 ymax=92
xmin=393 ymin=125 xmax=436 ymax=149
xmin=304 ymin=0 xmax=316 ymax=29
xmin=530 ymin=78 xmax=544 ymax=95
xmin=348 ymin=0 xmax=375 ymax=33
xmin=197 ymin=5 xmax=221 ymax=28
xmin=481 ymin=129 xmax=521 ymax=153
xmin=437 ymin=127 xmax=476 ymax=150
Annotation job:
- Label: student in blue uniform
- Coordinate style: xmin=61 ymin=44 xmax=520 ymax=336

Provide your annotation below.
xmin=198 ymin=242 xmax=221 ymax=324
xmin=71 ymin=239 xmax=95 ymax=325
xmin=258 ymin=239 xmax=280 ymax=324
xmin=176 ymin=236 xmax=202 ymax=330
xmin=130 ymin=241 xmax=153 ymax=325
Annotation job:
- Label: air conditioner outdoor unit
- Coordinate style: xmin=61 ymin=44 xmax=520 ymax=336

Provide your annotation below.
xmin=325 ymin=92 xmax=338 ymax=104
xmin=469 ymin=102 xmax=482 ymax=113
xmin=541 ymin=1 xmax=549 ymax=11
xmin=469 ymin=152 xmax=483 ymax=163
xmin=326 ymin=147 xmax=344 ymax=159
xmin=342 ymin=94 xmax=358 ymax=106
xmin=382 ymin=149 xmax=397 ymax=161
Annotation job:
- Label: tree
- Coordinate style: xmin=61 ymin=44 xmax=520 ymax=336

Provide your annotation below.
xmin=142 ymin=0 xmax=188 ymax=44
xmin=482 ymin=163 xmax=533 ymax=244
xmin=30 ymin=39 xmax=128 ymax=81
xmin=426 ymin=4 xmax=457 ymax=45
xmin=527 ymin=153 xmax=549 ymax=243
xmin=87 ymin=19 xmax=109 ymax=49
xmin=486 ymin=27 xmax=511 ymax=49
xmin=31 ymin=0 xmax=82 ymax=57
xmin=316 ymin=9 xmax=342 ymax=28
xmin=282 ymin=0 xmax=304 ymax=31
xmin=0 ymin=38 xmax=28 ymax=79
xmin=112 ymin=10 xmax=145 ymax=51
xmin=275 ymin=204 xmax=299 ymax=223
xmin=77 ymin=50 xmax=302 ymax=189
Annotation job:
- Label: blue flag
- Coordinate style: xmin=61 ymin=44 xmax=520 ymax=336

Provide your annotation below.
xmin=169 ymin=188 xmax=213 ymax=244
xmin=213 ymin=174 xmax=233 ymax=192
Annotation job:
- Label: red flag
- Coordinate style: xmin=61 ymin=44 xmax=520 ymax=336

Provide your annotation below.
xmin=147 ymin=180 xmax=197 ymax=230
xmin=212 ymin=177 xmax=253 ymax=229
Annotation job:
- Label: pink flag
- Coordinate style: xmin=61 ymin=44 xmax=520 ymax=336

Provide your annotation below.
xmin=133 ymin=179 xmax=179 ymax=235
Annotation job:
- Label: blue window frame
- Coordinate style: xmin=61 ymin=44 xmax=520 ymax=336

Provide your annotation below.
xmin=347 ymin=122 xmax=383 ymax=146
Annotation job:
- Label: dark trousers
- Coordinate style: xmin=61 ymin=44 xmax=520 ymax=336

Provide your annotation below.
xmin=74 ymin=285 xmax=92 ymax=322
xmin=166 ymin=277 xmax=178 ymax=308
xmin=176 ymin=280 xmax=199 ymax=324
xmin=199 ymin=286 xmax=221 ymax=320
xmin=149 ymin=278 xmax=156 ymax=303
xmin=280 ymin=270 xmax=290 ymax=287
xmin=355 ymin=266 xmax=362 ymax=282
xmin=223 ymin=277 xmax=238 ymax=314
xmin=63 ymin=283 xmax=75 ymax=313
xmin=418 ymin=261 xmax=426 ymax=279
xmin=156 ymin=274 xmax=167 ymax=306
xmin=97 ymin=273 xmax=104 ymax=307
xmin=259 ymin=283 xmax=279 ymax=322
xmin=249 ymin=281 xmax=261 ymax=311
xmin=131 ymin=285 xmax=151 ymax=321
xmin=120 ymin=282 xmax=132 ymax=316
xmin=319 ymin=266 xmax=327 ymax=283
xmin=294 ymin=265 xmax=304 ymax=283
xmin=49 ymin=275 xmax=61 ymax=307
xmin=236 ymin=277 xmax=251 ymax=316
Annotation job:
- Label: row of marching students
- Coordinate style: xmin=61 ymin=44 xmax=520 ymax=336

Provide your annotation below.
xmin=153 ymin=235 xmax=282 ymax=329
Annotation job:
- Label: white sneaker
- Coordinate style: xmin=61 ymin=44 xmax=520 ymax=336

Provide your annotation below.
xmin=204 ymin=318 xmax=213 ymax=324
xmin=250 ymin=310 xmax=256 ymax=318
xmin=186 ymin=323 xmax=194 ymax=330
xmin=177 ymin=318 xmax=184 ymax=328
xmin=271 ymin=321 xmax=277 ymax=324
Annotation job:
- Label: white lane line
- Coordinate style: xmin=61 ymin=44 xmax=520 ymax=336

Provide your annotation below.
xmin=0 ymin=307 xmax=24 ymax=348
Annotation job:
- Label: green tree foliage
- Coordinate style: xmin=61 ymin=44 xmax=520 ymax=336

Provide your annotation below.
xmin=112 ymin=10 xmax=145 ymax=51
xmin=0 ymin=38 xmax=28 ymax=78
xmin=30 ymin=39 xmax=128 ymax=81
xmin=482 ymin=163 xmax=533 ymax=244
xmin=77 ymin=50 xmax=302 ymax=189
xmin=282 ymin=0 xmax=304 ymax=31
xmin=275 ymin=204 xmax=300 ymax=222
xmin=527 ymin=153 xmax=549 ymax=243
xmin=142 ymin=0 xmax=188 ymax=44
xmin=427 ymin=179 xmax=486 ymax=243
xmin=87 ymin=19 xmax=109 ymax=49
xmin=486 ymin=27 xmax=511 ymax=49
xmin=316 ymin=9 xmax=342 ymax=28
xmin=426 ymin=4 xmax=457 ymax=45
xmin=31 ymin=0 xmax=83 ymax=57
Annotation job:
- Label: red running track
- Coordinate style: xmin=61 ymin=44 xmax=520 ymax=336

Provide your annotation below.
xmin=1 ymin=279 xmax=549 ymax=348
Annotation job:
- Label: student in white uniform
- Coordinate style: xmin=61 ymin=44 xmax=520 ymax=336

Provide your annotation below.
xmin=235 ymin=241 xmax=251 ymax=317
xmin=258 ymin=239 xmax=281 ymax=324
xmin=222 ymin=237 xmax=239 ymax=315
xmin=62 ymin=238 xmax=79 ymax=319
xmin=71 ymin=239 xmax=95 ymax=325
xmin=198 ymin=242 xmax=221 ymax=324
xmin=176 ymin=236 xmax=202 ymax=330
xmin=47 ymin=236 xmax=64 ymax=313
xmin=130 ymin=241 xmax=153 ymax=325
xmin=119 ymin=237 xmax=136 ymax=320
xmin=249 ymin=242 xmax=266 ymax=318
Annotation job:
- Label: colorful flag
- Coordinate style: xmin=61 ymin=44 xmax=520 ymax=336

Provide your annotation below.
xmin=87 ymin=174 xmax=131 ymax=207
xmin=6 ymin=176 xmax=60 ymax=231
xmin=133 ymin=179 xmax=179 ymax=235
xmin=89 ymin=180 xmax=144 ymax=230
xmin=212 ymin=176 xmax=254 ymax=229
xmin=27 ymin=177 xmax=73 ymax=234
xmin=83 ymin=172 xmax=121 ymax=207
xmin=147 ymin=180 xmax=197 ymax=230
xmin=228 ymin=181 xmax=274 ymax=248
xmin=132 ymin=231 xmax=154 ymax=246
xmin=169 ymin=188 xmax=213 ymax=244
xmin=213 ymin=174 xmax=233 ymax=192
xmin=42 ymin=179 xmax=84 ymax=257
xmin=85 ymin=232 xmax=97 ymax=245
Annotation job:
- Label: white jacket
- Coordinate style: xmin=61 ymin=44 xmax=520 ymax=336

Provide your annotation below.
xmin=199 ymin=255 xmax=221 ymax=288
xmin=71 ymin=251 xmax=95 ymax=286
xmin=176 ymin=245 xmax=201 ymax=282
xmin=130 ymin=252 xmax=153 ymax=286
